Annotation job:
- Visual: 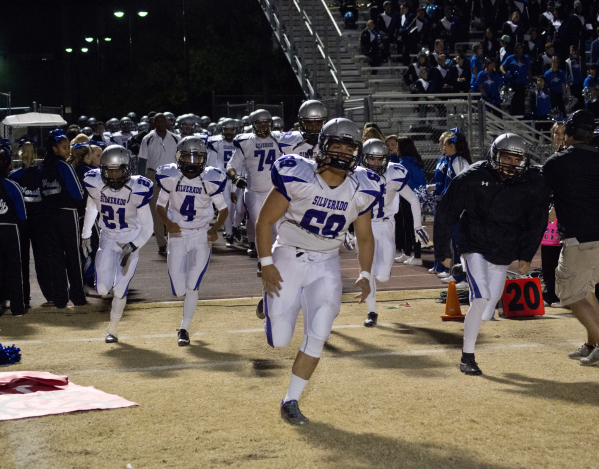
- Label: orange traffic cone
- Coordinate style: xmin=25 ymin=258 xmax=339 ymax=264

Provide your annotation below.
xmin=441 ymin=281 xmax=466 ymax=322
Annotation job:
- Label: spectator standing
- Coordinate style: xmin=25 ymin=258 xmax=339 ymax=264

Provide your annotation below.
xmin=429 ymin=39 xmax=447 ymax=68
xmin=566 ymin=45 xmax=584 ymax=111
xmin=448 ymin=53 xmax=471 ymax=93
xmin=482 ymin=28 xmax=500 ymax=61
xmin=542 ymin=110 xmax=599 ymax=365
xmin=530 ymin=76 xmax=552 ymax=130
xmin=0 ymin=142 xmax=26 ymax=316
xmin=138 ymin=113 xmax=180 ymax=256
xmin=501 ymin=42 xmax=532 ymax=115
xmin=502 ymin=10 xmax=525 ymax=46
xmin=38 ymin=130 xmax=86 ymax=309
xmin=438 ymin=6 xmax=460 ymax=51
xmin=523 ymin=27 xmax=542 ymax=60
xmin=591 ymin=27 xmax=599 ymax=66
xmin=478 ymin=58 xmax=504 ymax=109
xmin=584 ymin=65 xmax=599 ymax=117
xmin=470 ymin=43 xmax=485 ymax=92
xmin=538 ymin=1 xmax=556 ymax=42
xmin=376 ymin=1 xmax=400 ymax=55
xmin=361 ymin=20 xmax=383 ymax=74
xmin=544 ymin=55 xmax=567 ymax=116
xmin=499 ymin=35 xmax=512 ymax=64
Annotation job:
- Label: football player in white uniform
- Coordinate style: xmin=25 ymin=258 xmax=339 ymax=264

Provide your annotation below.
xmin=109 ymin=117 xmax=137 ymax=150
xmin=179 ymin=114 xmax=196 ymax=138
xmin=82 ymin=145 xmax=154 ymax=343
xmin=155 ymin=137 xmax=228 ymax=346
xmin=226 ymin=109 xmax=283 ymax=273
xmin=276 ymin=100 xmax=327 ymax=159
xmin=256 ymin=118 xmax=384 ymax=425
xmin=207 ymin=118 xmax=237 ymax=246
xmin=358 ymin=139 xmax=430 ymax=327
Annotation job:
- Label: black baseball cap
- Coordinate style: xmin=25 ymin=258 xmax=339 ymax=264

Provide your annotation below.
xmin=569 ymin=110 xmax=595 ymax=132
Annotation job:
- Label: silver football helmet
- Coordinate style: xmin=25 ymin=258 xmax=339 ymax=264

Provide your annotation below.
xmin=298 ymin=100 xmax=327 ymax=143
xmin=78 ymin=115 xmax=89 ymax=128
xmin=250 ymin=109 xmax=272 ymax=138
xmin=164 ymin=112 xmax=176 ymax=128
xmin=241 ymin=115 xmax=250 ymax=127
xmin=137 ymin=121 xmax=150 ymax=133
xmin=140 ymin=115 xmax=149 ymax=123
xmin=106 ymin=118 xmax=120 ymax=133
xmin=361 ymin=138 xmax=389 ymax=176
xmin=200 ymin=116 xmax=211 ymax=128
xmin=489 ymin=133 xmax=531 ymax=182
xmin=87 ymin=117 xmax=97 ymax=128
xmin=272 ymin=116 xmax=284 ymax=131
xmin=120 ymin=117 xmax=135 ymax=133
xmin=127 ymin=112 xmax=137 ymax=123
xmin=179 ymin=114 xmax=195 ymax=136
xmin=316 ymin=118 xmax=362 ymax=172
xmin=221 ymin=118 xmax=237 ymax=142
xmin=100 ymin=145 xmax=131 ymax=190
xmin=176 ymin=136 xmax=207 ymax=177
xmin=235 ymin=119 xmax=244 ymax=134
xmin=207 ymin=122 xmax=217 ymax=135
xmin=81 ymin=126 xmax=93 ymax=137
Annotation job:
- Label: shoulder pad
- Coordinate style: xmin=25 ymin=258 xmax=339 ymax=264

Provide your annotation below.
xmin=387 ymin=163 xmax=408 ymax=180
xmin=155 ymin=163 xmax=179 ymax=178
xmin=355 ymin=166 xmax=383 ymax=187
xmin=131 ymin=175 xmax=153 ymax=191
xmin=204 ymin=166 xmax=226 ymax=182
xmin=234 ymin=133 xmax=252 ymax=143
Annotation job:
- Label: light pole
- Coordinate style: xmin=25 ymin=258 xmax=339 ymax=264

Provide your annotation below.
xmin=114 ymin=9 xmax=148 ymax=73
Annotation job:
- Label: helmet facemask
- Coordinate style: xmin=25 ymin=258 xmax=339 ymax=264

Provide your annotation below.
xmin=177 ymin=150 xmax=207 ymax=178
xmin=361 ymin=154 xmax=389 ymax=176
xmin=223 ymin=127 xmax=236 ymax=142
xmin=491 ymin=149 xmax=529 ymax=183
xmin=252 ymin=119 xmax=272 ymax=138
xmin=300 ymin=118 xmax=325 ymax=145
xmin=101 ymin=165 xmax=131 ymax=190
xmin=316 ymin=137 xmax=361 ymax=172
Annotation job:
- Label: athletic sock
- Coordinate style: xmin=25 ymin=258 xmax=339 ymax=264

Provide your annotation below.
xmin=463 ymin=297 xmax=489 ymax=353
xmin=110 ymin=295 xmax=127 ymax=323
xmin=365 ymin=275 xmax=377 ymax=314
xmin=283 ymin=374 xmax=308 ymax=403
xmin=106 ymin=321 xmax=119 ymax=337
xmin=181 ymin=288 xmax=199 ymax=331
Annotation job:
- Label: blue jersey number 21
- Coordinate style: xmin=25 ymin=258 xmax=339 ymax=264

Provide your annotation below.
xmin=101 ymin=205 xmax=128 ymax=229
xmin=254 ymin=149 xmax=276 ymax=171
xmin=180 ymin=195 xmax=196 ymax=221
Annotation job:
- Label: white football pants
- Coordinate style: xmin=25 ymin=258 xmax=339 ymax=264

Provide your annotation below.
xmin=95 ymin=230 xmax=140 ymax=299
xmin=245 ymin=189 xmax=277 ymax=243
xmin=461 ymin=253 xmax=509 ymax=353
xmin=263 ymin=244 xmax=342 ymax=356
xmin=362 ymin=220 xmax=396 ymax=313
xmin=222 ymin=179 xmax=234 ymax=237
xmin=167 ymin=229 xmax=212 ymax=296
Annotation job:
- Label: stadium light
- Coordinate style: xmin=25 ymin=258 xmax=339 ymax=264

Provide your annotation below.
xmin=114 ymin=11 xmax=125 ymax=18
xmin=137 ymin=11 xmax=148 ymax=17
xmin=65 ymin=48 xmax=73 ymax=53
xmin=85 ymin=37 xmax=94 ymax=43
xmin=81 ymin=48 xmax=89 ymax=53
xmin=104 ymin=37 xmax=112 ymax=42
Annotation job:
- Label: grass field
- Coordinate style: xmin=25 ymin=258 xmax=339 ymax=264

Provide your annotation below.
xmin=1 ymin=290 xmax=599 ymax=469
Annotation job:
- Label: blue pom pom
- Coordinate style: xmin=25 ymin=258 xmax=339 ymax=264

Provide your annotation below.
xmin=414 ymin=185 xmax=439 ymax=213
xmin=0 ymin=343 xmax=22 ymax=365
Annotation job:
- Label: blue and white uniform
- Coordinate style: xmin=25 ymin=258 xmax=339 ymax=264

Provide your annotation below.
xmin=361 ymin=163 xmax=422 ymax=314
xmin=264 ymin=155 xmax=384 ymax=355
xmin=155 ymin=163 xmax=228 ymax=332
xmin=207 ymin=135 xmax=236 ymax=236
xmin=110 ymin=131 xmax=138 ymax=151
xmin=274 ymin=131 xmax=319 ymax=160
xmin=227 ymin=132 xmax=283 ymax=240
xmin=83 ymin=171 xmax=154 ymax=299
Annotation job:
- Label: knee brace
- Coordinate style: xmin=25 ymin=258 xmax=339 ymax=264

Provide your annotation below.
xmin=300 ymin=334 xmax=326 ymax=358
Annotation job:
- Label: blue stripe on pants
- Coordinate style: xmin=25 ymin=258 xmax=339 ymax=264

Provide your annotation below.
xmin=464 ymin=258 xmax=482 ymax=302
xmin=264 ymin=293 xmax=274 ymax=348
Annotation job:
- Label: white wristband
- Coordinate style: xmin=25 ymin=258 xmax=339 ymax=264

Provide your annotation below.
xmin=260 ymin=256 xmax=274 ymax=267
xmin=359 ymin=271 xmax=371 ymax=281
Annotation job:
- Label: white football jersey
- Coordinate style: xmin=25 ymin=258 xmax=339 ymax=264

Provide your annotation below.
xmin=83 ymin=170 xmax=153 ymax=234
xmin=207 ymin=136 xmax=237 ymax=171
xmin=109 ymin=131 xmax=138 ymax=150
xmin=272 ymin=155 xmax=384 ymax=251
xmin=372 ymin=163 xmax=409 ymax=220
xmin=275 ymin=131 xmax=319 ymax=159
xmin=155 ymin=163 xmax=228 ymax=229
xmin=226 ymin=133 xmax=282 ymax=194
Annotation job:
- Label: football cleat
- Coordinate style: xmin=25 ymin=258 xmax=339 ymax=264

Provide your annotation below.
xmin=580 ymin=347 xmax=599 ymax=366
xmin=105 ymin=334 xmax=118 ymax=344
xmin=158 ymin=245 xmax=167 ymax=256
xmin=257 ymin=262 xmax=262 ymax=277
xmin=256 ymin=298 xmax=265 ymax=319
xmin=178 ymin=329 xmax=190 ymax=346
xmin=232 ymin=226 xmax=242 ymax=242
xmin=225 ymin=235 xmax=234 ymax=247
xmin=364 ymin=312 xmax=378 ymax=327
xmin=280 ymin=400 xmax=309 ymax=425
xmin=247 ymin=242 xmax=257 ymax=258
xmin=460 ymin=357 xmax=482 ymax=375
xmin=569 ymin=343 xmax=595 ymax=360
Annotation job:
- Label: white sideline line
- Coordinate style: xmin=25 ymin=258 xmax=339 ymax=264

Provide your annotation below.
xmin=69 ymin=342 xmax=547 ymax=376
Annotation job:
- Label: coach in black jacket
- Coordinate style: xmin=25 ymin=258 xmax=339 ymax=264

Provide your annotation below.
xmin=434 ymin=133 xmax=551 ymax=376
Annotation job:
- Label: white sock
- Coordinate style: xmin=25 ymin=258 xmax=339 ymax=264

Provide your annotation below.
xmin=283 ymin=374 xmax=309 ymax=403
xmin=110 ymin=295 xmax=127 ymax=323
xmin=365 ymin=275 xmax=377 ymax=314
xmin=106 ymin=321 xmax=118 ymax=337
xmin=463 ymin=298 xmax=489 ymax=353
xmin=181 ymin=288 xmax=199 ymax=331
xmin=396 ymin=249 xmax=404 ymax=256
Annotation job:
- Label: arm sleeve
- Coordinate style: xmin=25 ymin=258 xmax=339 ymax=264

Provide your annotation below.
xmin=131 ymin=204 xmax=154 ymax=249
xmin=227 ymin=144 xmax=244 ymax=172
xmin=156 ymin=187 xmax=169 ymax=208
xmin=82 ymin=196 xmax=99 ymax=239
xmin=211 ymin=193 xmax=228 ymax=212
xmin=58 ymin=161 xmax=84 ymax=200
xmin=4 ymin=180 xmax=27 ymax=221
xmin=452 ymin=157 xmax=470 ymax=176
xmin=398 ymin=185 xmax=422 ymax=229
xmin=433 ymin=174 xmax=467 ymax=260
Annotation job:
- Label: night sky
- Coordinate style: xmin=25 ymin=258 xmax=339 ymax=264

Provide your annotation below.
xmin=0 ymin=0 xmax=303 ymax=124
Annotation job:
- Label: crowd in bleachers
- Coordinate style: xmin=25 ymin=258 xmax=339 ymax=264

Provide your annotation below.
xmin=340 ymin=0 xmax=599 ymax=120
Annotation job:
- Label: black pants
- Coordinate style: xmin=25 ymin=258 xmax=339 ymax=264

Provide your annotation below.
xmin=570 ymin=83 xmax=583 ymax=111
xmin=395 ymin=197 xmax=421 ymax=258
xmin=541 ymin=245 xmax=561 ymax=305
xmin=0 ymin=224 xmax=25 ymax=315
xmin=38 ymin=208 xmax=87 ymax=308
xmin=510 ymin=84 xmax=527 ymax=116
xmin=586 ymin=100 xmax=599 ymax=118
xmin=550 ymin=91 xmax=566 ymax=117
xmin=19 ymin=215 xmax=53 ymax=304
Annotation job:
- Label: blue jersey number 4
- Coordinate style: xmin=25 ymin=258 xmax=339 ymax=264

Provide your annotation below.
xmin=180 ymin=195 xmax=196 ymax=222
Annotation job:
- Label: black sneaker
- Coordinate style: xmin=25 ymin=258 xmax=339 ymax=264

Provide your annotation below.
xmin=247 ymin=242 xmax=257 ymax=258
xmin=178 ymin=329 xmax=190 ymax=346
xmin=460 ymin=357 xmax=482 ymax=376
xmin=256 ymin=298 xmax=265 ymax=319
xmin=232 ymin=226 xmax=242 ymax=242
xmin=257 ymin=262 xmax=262 ymax=277
xmin=225 ymin=235 xmax=234 ymax=247
xmin=364 ymin=312 xmax=378 ymax=327
xmin=280 ymin=400 xmax=309 ymax=425
xmin=158 ymin=245 xmax=167 ymax=256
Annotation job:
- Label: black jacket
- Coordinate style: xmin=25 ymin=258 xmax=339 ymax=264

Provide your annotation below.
xmin=434 ymin=160 xmax=551 ymax=265
xmin=542 ymin=144 xmax=599 ymax=243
